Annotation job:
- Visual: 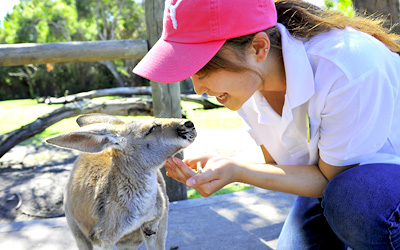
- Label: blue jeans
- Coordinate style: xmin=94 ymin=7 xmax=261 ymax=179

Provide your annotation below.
xmin=276 ymin=164 xmax=400 ymax=250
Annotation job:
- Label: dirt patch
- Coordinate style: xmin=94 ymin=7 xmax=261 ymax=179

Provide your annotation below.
xmin=0 ymin=143 xmax=79 ymax=223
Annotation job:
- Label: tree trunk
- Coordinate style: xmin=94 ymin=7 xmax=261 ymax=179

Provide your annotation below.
xmin=99 ymin=60 xmax=126 ymax=87
xmin=352 ymin=0 xmax=400 ymax=34
xmin=144 ymin=0 xmax=187 ymax=202
xmin=8 ymin=65 xmax=39 ymax=99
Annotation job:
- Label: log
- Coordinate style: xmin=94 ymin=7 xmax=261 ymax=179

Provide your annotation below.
xmin=0 ymin=98 xmax=152 ymax=158
xmin=44 ymin=87 xmax=152 ymax=104
xmin=43 ymin=86 xmax=223 ymax=109
xmin=0 ymin=39 xmax=148 ymax=66
xmin=180 ymin=94 xmax=224 ymax=109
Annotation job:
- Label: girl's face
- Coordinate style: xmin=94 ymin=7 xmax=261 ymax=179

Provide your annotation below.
xmin=191 ymin=69 xmax=261 ymax=111
xmin=191 ymin=33 xmax=286 ymax=111
xmin=191 ymin=48 xmax=263 ymax=111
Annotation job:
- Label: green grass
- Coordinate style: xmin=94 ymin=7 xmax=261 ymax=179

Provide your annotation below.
xmin=0 ymin=99 xmax=244 ymax=141
xmin=0 ymin=97 xmax=154 ymax=144
xmin=187 ymin=183 xmax=254 ymax=199
xmin=0 ymin=98 xmax=250 ymax=198
xmin=183 ymin=101 xmax=244 ymax=130
xmin=0 ymin=99 xmax=59 ymax=133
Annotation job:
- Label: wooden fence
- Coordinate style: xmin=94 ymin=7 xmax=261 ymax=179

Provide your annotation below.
xmin=0 ymin=39 xmax=148 ymax=66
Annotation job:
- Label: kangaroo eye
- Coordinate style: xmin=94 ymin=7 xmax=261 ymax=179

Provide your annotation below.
xmin=145 ymin=124 xmax=160 ymax=136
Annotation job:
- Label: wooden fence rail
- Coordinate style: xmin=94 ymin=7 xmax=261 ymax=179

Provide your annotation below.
xmin=0 ymin=39 xmax=148 ymax=66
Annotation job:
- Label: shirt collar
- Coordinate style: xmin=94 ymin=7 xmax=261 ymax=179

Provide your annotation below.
xmin=253 ymin=90 xmax=281 ymax=125
xmin=276 ymin=23 xmax=315 ymax=109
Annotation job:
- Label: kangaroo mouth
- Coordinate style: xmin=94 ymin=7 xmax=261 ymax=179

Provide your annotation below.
xmin=177 ymin=121 xmax=197 ymax=142
xmin=178 ymin=130 xmax=196 ymax=142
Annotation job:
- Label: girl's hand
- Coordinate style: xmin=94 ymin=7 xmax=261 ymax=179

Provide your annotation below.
xmin=164 ymin=155 xmax=239 ymax=197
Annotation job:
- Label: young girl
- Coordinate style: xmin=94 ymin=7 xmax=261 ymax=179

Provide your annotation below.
xmin=133 ymin=0 xmax=400 ymax=249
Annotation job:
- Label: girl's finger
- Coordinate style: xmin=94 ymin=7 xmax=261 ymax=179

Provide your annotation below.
xmin=165 ymin=157 xmax=196 ymax=184
xmin=183 ymin=155 xmax=214 ymax=169
xmin=187 ymin=173 xmax=226 ymax=197
xmin=186 ymin=169 xmax=216 ymax=187
xmin=172 ymin=157 xmax=197 ymax=178
xmin=165 ymin=158 xmax=187 ymax=183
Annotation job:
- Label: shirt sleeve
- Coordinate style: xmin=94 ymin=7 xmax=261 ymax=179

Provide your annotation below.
xmin=318 ymin=68 xmax=397 ymax=166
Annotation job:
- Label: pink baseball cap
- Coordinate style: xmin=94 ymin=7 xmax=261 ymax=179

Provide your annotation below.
xmin=133 ymin=0 xmax=277 ymax=83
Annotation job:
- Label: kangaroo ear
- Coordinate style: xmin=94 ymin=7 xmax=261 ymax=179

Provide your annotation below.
xmin=46 ymin=124 xmax=123 ymax=153
xmin=76 ymin=113 xmax=125 ymax=127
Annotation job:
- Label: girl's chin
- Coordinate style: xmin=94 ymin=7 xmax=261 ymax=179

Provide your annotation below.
xmin=227 ymin=105 xmax=241 ymax=111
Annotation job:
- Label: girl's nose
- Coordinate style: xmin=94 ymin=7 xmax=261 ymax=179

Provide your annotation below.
xmin=192 ymin=78 xmax=208 ymax=95
xmin=194 ymin=85 xmax=208 ymax=95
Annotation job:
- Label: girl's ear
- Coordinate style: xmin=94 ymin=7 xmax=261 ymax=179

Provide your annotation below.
xmin=252 ymin=32 xmax=270 ymax=62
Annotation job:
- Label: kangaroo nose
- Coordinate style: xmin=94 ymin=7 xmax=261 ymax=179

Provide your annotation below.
xmin=184 ymin=120 xmax=194 ymax=128
xmin=177 ymin=120 xmax=196 ymax=141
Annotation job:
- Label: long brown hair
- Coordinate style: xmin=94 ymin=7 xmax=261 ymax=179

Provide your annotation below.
xmin=197 ymin=0 xmax=400 ymax=77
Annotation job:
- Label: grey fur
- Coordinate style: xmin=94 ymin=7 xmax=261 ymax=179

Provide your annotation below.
xmin=46 ymin=114 xmax=197 ymax=250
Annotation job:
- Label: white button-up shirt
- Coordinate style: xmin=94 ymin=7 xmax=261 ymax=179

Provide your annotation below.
xmin=238 ymin=23 xmax=400 ymax=167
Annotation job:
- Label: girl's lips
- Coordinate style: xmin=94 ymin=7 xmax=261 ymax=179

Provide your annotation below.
xmin=216 ymin=93 xmax=228 ymax=104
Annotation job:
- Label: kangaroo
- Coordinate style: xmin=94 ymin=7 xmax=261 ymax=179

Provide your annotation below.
xmin=46 ymin=113 xmax=197 ymax=250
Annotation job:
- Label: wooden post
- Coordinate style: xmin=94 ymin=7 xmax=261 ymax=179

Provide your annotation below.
xmin=0 ymin=40 xmax=148 ymax=66
xmin=145 ymin=0 xmax=187 ymax=201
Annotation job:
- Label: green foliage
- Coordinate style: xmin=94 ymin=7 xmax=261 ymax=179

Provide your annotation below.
xmin=73 ymin=0 xmax=145 ymax=40
xmin=0 ymin=62 xmax=118 ymax=100
xmin=324 ymin=0 xmax=354 ymax=16
xmin=0 ymin=0 xmax=79 ymax=43
xmin=0 ymin=0 xmax=146 ymax=100
xmin=0 ymin=0 xmax=145 ymax=45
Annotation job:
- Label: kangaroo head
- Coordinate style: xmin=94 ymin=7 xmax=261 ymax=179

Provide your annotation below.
xmin=46 ymin=114 xmax=197 ymax=168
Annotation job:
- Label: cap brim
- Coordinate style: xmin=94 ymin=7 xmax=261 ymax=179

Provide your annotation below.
xmin=133 ymin=38 xmax=225 ymax=83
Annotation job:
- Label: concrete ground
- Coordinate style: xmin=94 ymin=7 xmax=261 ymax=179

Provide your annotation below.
xmin=0 ymin=187 xmax=296 ymax=250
